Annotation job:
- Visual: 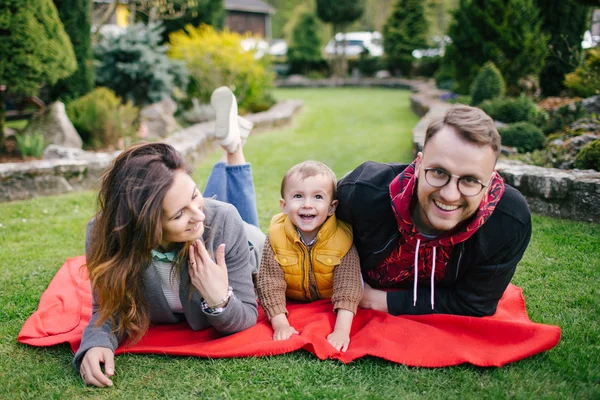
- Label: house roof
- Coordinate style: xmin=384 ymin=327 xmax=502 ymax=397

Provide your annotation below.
xmin=224 ymin=0 xmax=275 ymax=15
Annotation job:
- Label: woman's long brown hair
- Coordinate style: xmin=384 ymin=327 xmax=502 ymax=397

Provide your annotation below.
xmin=87 ymin=143 xmax=191 ymax=343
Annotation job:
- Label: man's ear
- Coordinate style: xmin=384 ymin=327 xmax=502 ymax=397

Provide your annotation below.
xmin=279 ymin=198 xmax=287 ymax=214
xmin=415 ymin=151 xmax=423 ymax=175
xmin=328 ymin=199 xmax=339 ymax=216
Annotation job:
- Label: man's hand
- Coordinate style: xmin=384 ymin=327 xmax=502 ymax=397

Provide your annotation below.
xmin=270 ymin=313 xmax=298 ymax=341
xmin=359 ymin=283 xmax=389 ymax=313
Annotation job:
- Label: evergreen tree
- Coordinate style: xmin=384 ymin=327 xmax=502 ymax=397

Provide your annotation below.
xmin=153 ymin=0 xmax=225 ymax=43
xmin=535 ymin=0 xmax=589 ymax=97
xmin=0 ymin=0 xmax=76 ymax=146
xmin=470 ymin=61 xmax=506 ymax=105
xmin=94 ymin=22 xmax=188 ymax=106
xmin=287 ymin=12 xmax=324 ymax=75
xmin=50 ymin=0 xmax=94 ymax=102
xmin=316 ymin=0 xmax=366 ymax=76
xmin=383 ymin=0 xmax=428 ymax=76
xmin=443 ymin=0 xmax=549 ymax=94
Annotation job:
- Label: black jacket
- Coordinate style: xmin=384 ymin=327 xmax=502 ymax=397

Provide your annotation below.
xmin=336 ymin=161 xmax=532 ymax=317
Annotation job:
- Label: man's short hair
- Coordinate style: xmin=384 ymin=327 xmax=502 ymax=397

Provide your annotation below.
xmin=424 ymin=105 xmax=501 ymax=158
xmin=281 ymin=160 xmax=337 ymax=200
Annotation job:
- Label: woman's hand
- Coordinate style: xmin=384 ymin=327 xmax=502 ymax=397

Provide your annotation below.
xmin=80 ymin=347 xmax=115 ymax=387
xmin=189 ymin=240 xmax=230 ymax=306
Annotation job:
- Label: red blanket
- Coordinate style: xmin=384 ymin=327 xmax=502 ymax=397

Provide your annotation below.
xmin=18 ymin=256 xmax=561 ymax=367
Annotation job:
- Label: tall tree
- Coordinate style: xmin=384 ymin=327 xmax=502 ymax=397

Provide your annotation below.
xmin=383 ymin=0 xmax=429 ymax=76
xmin=316 ymin=0 xmax=366 ymax=76
xmin=287 ymin=12 xmax=324 ymax=75
xmin=0 ymin=0 xmax=76 ymax=147
xmin=443 ymin=0 xmax=549 ymax=94
xmin=50 ymin=0 xmax=94 ymax=102
xmin=535 ymin=0 xmax=590 ymax=97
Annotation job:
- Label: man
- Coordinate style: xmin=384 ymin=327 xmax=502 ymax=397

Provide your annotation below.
xmin=336 ymin=105 xmax=531 ymax=316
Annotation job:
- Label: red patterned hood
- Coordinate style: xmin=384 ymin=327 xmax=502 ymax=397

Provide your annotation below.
xmin=367 ymin=159 xmax=505 ymax=309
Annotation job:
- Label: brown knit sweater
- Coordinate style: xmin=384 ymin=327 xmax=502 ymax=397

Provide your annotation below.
xmin=257 ymin=236 xmax=363 ymax=320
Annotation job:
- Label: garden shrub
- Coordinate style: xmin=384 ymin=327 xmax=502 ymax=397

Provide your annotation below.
xmin=169 ymin=25 xmax=275 ymax=113
xmin=470 ymin=62 xmax=505 ymax=105
xmin=66 ymin=87 xmax=139 ymax=149
xmin=15 ymin=131 xmax=45 ymax=158
xmin=565 ymin=47 xmax=600 ymax=98
xmin=94 ymin=22 xmax=189 ymax=106
xmin=499 ymin=122 xmax=546 ymax=153
xmin=414 ymin=55 xmax=442 ymax=78
xmin=480 ymin=96 xmax=547 ymax=125
xmin=444 ymin=0 xmax=548 ymax=94
xmin=542 ymin=101 xmax=586 ymax=135
xmin=434 ymin=62 xmax=457 ymax=91
xmin=574 ymin=139 xmax=600 ymax=171
xmin=287 ymin=12 xmax=324 ymax=76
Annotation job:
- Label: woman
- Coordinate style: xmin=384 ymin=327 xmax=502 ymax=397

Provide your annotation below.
xmin=75 ymin=87 xmax=265 ymax=387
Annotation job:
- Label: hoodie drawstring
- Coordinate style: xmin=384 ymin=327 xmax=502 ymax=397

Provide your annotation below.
xmin=431 ymin=247 xmax=436 ymax=310
xmin=413 ymin=239 xmax=437 ymax=310
xmin=413 ymin=239 xmax=420 ymax=306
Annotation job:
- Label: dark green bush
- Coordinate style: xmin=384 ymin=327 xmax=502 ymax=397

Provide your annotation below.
xmin=434 ymin=62 xmax=457 ymax=91
xmin=66 ymin=87 xmax=139 ymax=149
xmin=480 ymin=96 xmax=547 ymax=125
xmin=574 ymin=139 xmax=600 ymax=171
xmin=499 ymin=122 xmax=546 ymax=153
xmin=542 ymin=101 xmax=586 ymax=135
xmin=415 ymin=56 xmax=442 ymax=78
xmin=443 ymin=0 xmax=548 ymax=94
xmin=470 ymin=62 xmax=505 ymax=105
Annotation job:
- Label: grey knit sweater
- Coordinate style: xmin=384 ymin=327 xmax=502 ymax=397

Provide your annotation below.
xmin=73 ymin=198 xmax=258 ymax=370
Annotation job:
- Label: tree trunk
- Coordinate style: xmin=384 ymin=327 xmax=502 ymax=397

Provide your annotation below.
xmin=92 ymin=0 xmax=119 ymax=43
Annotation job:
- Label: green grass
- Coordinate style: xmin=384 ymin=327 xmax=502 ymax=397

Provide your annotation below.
xmin=0 ymin=88 xmax=598 ymax=399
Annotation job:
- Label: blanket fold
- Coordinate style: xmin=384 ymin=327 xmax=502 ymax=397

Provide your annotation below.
xmin=18 ymin=256 xmax=561 ymax=367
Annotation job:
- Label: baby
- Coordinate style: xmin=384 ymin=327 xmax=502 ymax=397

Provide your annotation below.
xmin=257 ymin=161 xmax=363 ymax=351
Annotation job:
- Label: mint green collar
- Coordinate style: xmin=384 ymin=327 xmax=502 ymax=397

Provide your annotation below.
xmin=151 ymin=248 xmax=178 ymax=263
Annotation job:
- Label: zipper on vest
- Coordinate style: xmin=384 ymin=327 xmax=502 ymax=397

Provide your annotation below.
xmin=299 ymin=242 xmax=310 ymax=300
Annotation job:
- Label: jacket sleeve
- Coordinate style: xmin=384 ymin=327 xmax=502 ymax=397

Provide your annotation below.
xmin=73 ymin=218 xmax=120 ymax=371
xmin=202 ymin=206 xmax=258 ymax=334
xmin=387 ymin=217 xmax=532 ymax=317
xmin=256 ymin=236 xmax=289 ymax=319
xmin=72 ymin=301 xmax=120 ymax=371
xmin=331 ymin=245 xmax=363 ymax=314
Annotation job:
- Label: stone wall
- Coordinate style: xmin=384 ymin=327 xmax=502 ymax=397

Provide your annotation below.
xmin=0 ymin=100 xmax=303 ymax=203
xmin=409 ymin=82 xmax=600 ymax=223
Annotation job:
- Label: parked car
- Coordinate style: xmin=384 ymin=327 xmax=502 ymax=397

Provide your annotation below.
xmin=324 ymin=31 xmax=383 ymax=58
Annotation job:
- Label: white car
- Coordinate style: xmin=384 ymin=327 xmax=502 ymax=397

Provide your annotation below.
xmin=324 ymin=31 xmax=383 ymax=58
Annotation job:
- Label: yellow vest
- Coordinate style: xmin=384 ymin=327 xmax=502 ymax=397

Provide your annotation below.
xmin=268 ymin=213 xmax=353 ymax=301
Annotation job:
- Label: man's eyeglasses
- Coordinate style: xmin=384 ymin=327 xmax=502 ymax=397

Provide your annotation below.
xmin=423 ymin=168 xmax=488 ymax=197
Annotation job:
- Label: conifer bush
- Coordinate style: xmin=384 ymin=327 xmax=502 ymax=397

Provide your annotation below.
xmin=565 ymin=47 xmax=600 ymax=98
xmin=480 ymin=96 xmax=547 ymax=125
xmin=574 ymin=139 xmax=600 ymax=171
xmin=499 ymin=122 xmax=546 ymax=153
xmin=443 ymin=0 xmax=548 ymax=94
xmin=287 ymin=12 xmax=324 ymax=75
xmin=94 ymin=22 xmax=189 ymax=107
xmin=470 ymin=62 xmax=505 ymax=105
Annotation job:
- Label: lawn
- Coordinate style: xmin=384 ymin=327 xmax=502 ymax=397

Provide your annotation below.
xmin=0 ymin=88 xmax=598 ymax=399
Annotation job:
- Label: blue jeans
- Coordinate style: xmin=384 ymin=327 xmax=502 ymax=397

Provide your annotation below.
xmin=203 ymin=162 xmax=260 ymax=228
xmin=204 ymin=162 xmax=264 ymax=275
